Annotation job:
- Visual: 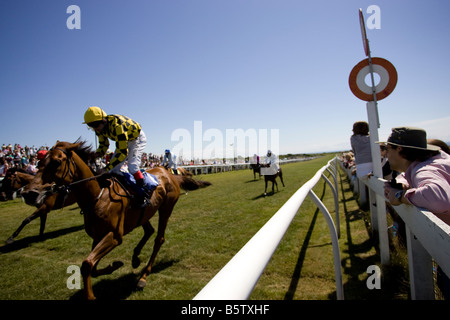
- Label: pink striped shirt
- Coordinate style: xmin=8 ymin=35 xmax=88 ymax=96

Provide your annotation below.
xmin=404 ymin=151 xmax=450 ymax=216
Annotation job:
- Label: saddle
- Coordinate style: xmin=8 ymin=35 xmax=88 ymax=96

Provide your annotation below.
xmin=117 ymin=170 xmax=159 ymax=197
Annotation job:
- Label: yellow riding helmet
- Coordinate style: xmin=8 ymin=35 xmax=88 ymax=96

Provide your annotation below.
xmin=83 ymin=106 xmax=107 ymax=124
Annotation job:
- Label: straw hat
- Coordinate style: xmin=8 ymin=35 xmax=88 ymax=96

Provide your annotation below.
xmin=376 ymin=127 xmax=440 ymax=151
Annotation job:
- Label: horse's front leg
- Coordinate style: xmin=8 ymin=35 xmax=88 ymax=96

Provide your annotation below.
xmin=132 ymin=221 xmax=155 ymax=268
xmin=6 ymin=205 xmax=48 ymax=244
xmin=39 ymin=213 xmax=48 ymax=236
xmin=137 ymin=207 xmax=172 ymax=289
xmin=80 ymin=231 xmax=121 ymax=300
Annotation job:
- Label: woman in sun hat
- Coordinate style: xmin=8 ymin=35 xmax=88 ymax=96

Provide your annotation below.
xmin=378 ymin=127 xmax=450 ymax=225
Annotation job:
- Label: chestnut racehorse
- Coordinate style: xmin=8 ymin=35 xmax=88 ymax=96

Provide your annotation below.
xmin=3 ymin=168 xmax=78 ymax=244
xmin=4 ymin=140 xmax=97 ymax=244
xmin=0 ymin=168 xmax=29 ymax=201
xmin=21 ymin=141 xmax=211 ymax=300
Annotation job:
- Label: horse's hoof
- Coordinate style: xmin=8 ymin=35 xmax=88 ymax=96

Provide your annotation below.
xmin=5 ymin=237 xmax=14 ymax=245
xmin=136 ymin=279 xmax=147 ymax=290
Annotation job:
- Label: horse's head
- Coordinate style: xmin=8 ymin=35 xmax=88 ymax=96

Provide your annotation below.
xmin=0 ymin=168 xmax=32 ymax=201
xmin=21 ymin=141 xmax=83 ymax=206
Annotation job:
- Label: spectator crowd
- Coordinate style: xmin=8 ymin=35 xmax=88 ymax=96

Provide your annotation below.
xmin=0 ymin=142 xmax=171 ymax=177
xmin=0 ymin=143 xmax=49 ymax=176
xmin=342 ymin=123 xmax=450 ymax=299
xmin=0 ymin=141 xmax=258 ymax=179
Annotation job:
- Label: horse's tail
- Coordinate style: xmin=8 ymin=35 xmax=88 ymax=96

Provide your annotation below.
xmin=175 ymin=175 xmax=212 ymax=191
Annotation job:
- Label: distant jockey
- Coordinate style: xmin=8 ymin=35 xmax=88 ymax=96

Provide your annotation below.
xmin=252 ymin=153 xmax=260 ymax=165
xmin=161 ymin=149 xmax=178 ymax=174
xmin=262 ymin=150 xmax=279 ymax=175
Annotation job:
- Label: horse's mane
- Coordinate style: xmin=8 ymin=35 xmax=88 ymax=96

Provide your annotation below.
xmin=72 ymin=138 xmax=96 ymax=163
xmin=51 ymin=138 xmax=104 ymax=175
xmin=52 ymin=138 xmax=96 ymax=164
xmin=72 ymin=138 xmax=109 ymax=175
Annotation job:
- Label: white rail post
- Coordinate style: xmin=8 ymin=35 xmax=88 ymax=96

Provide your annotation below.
xmin=331 ymin=158 xmax=340 ymax=238
xmin=308 ymin=189 xmax=344 ymax=300
xmin=322 ymin=172 xmax=340 ymax=239
xmin=406 ymin=226 xmax=434 ymax=299
xmin=366 ymin=101 xmax=390 ymax=265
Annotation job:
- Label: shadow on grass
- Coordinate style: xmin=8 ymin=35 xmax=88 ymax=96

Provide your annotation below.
xmin=283 ymin=168 xmax=402 ymax=300
xmin=330 ymin=169 xmax=378 ymax=299
xmin=327 ymin=169 xmax=409 ymax=300
xmin=69 ymin=258 xmax=179 ymax=300
xmin=244 ymin=179 xmax=261 ymax=183
xmin=0 ymin=224 xmax=85 ymax=253
xmin=284 ymin=180 xmax=327 ymax=300
xmin=251 ymin=192 xmax=276 ymax=200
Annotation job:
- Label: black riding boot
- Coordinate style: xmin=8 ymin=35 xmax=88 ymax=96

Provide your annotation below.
xmin=135 ymin=178 xmax=150 ymax=208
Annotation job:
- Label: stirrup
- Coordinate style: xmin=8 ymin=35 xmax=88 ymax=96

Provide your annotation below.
xmin=138 ymin=190 xmax=152 ymax=208
xmin=139 ymin=197 xmax=150 ymax=208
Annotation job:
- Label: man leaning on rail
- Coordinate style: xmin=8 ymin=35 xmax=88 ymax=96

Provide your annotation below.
xmin=377 ymin=127 xmax=450 ymax=225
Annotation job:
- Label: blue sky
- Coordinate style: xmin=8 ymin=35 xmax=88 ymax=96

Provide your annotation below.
xmin=1 ymin=0 xmax=449 ymax=158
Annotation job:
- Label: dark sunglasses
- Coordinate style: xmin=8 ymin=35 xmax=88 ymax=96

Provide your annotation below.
xmin=87 ymin=120 xmax=104 ymax=128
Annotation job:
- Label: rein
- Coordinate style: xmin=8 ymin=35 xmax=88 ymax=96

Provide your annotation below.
xmin=47 ymin=147 xmax=133 ymax=201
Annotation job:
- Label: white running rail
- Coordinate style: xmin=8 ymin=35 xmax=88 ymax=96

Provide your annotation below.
xmin=194 ymin=157 xmax=343 ymax=300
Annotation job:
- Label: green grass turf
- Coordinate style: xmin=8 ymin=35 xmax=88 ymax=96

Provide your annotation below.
xmin=0 ymin=155 xmax=407 ymax=300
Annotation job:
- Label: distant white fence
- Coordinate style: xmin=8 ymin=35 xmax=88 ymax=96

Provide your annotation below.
xmin=181 ymin=157 xmax=317 ymax=175
xmin=341 ymin=162 xmax=450 ymax=299
xmin=181 ymin=163 xmax=249 ymax=175
xmin=194 ymin=157 xmax=343 ymax=300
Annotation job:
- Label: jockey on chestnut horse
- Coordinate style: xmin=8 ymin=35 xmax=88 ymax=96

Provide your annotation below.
xmin=21 ymin=140 xmax=211 ymax=300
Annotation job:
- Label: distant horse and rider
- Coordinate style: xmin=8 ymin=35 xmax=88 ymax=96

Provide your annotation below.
xmin=21 ymin=140 xmax=211 ymax=300
xmin=251 ymin=151 xmax=285 ymax=196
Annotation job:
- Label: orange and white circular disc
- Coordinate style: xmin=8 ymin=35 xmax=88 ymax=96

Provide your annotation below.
xmin=349 ymin=57 xmax=397 ymax=101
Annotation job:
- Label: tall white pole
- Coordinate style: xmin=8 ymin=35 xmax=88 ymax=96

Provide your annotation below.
xmin=357 ymin=8 xmax=391 ymax=265
xmin=367 ymin=101 xmax=390 ymax=265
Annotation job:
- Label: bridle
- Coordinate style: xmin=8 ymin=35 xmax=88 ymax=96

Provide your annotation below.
xmin=44 ymin=146 xmax=132 ymax=203
xmin=44 ymin=147 xmax=101 ymax=199
xmin=52 ymin=147 xmax=77 ymax=185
